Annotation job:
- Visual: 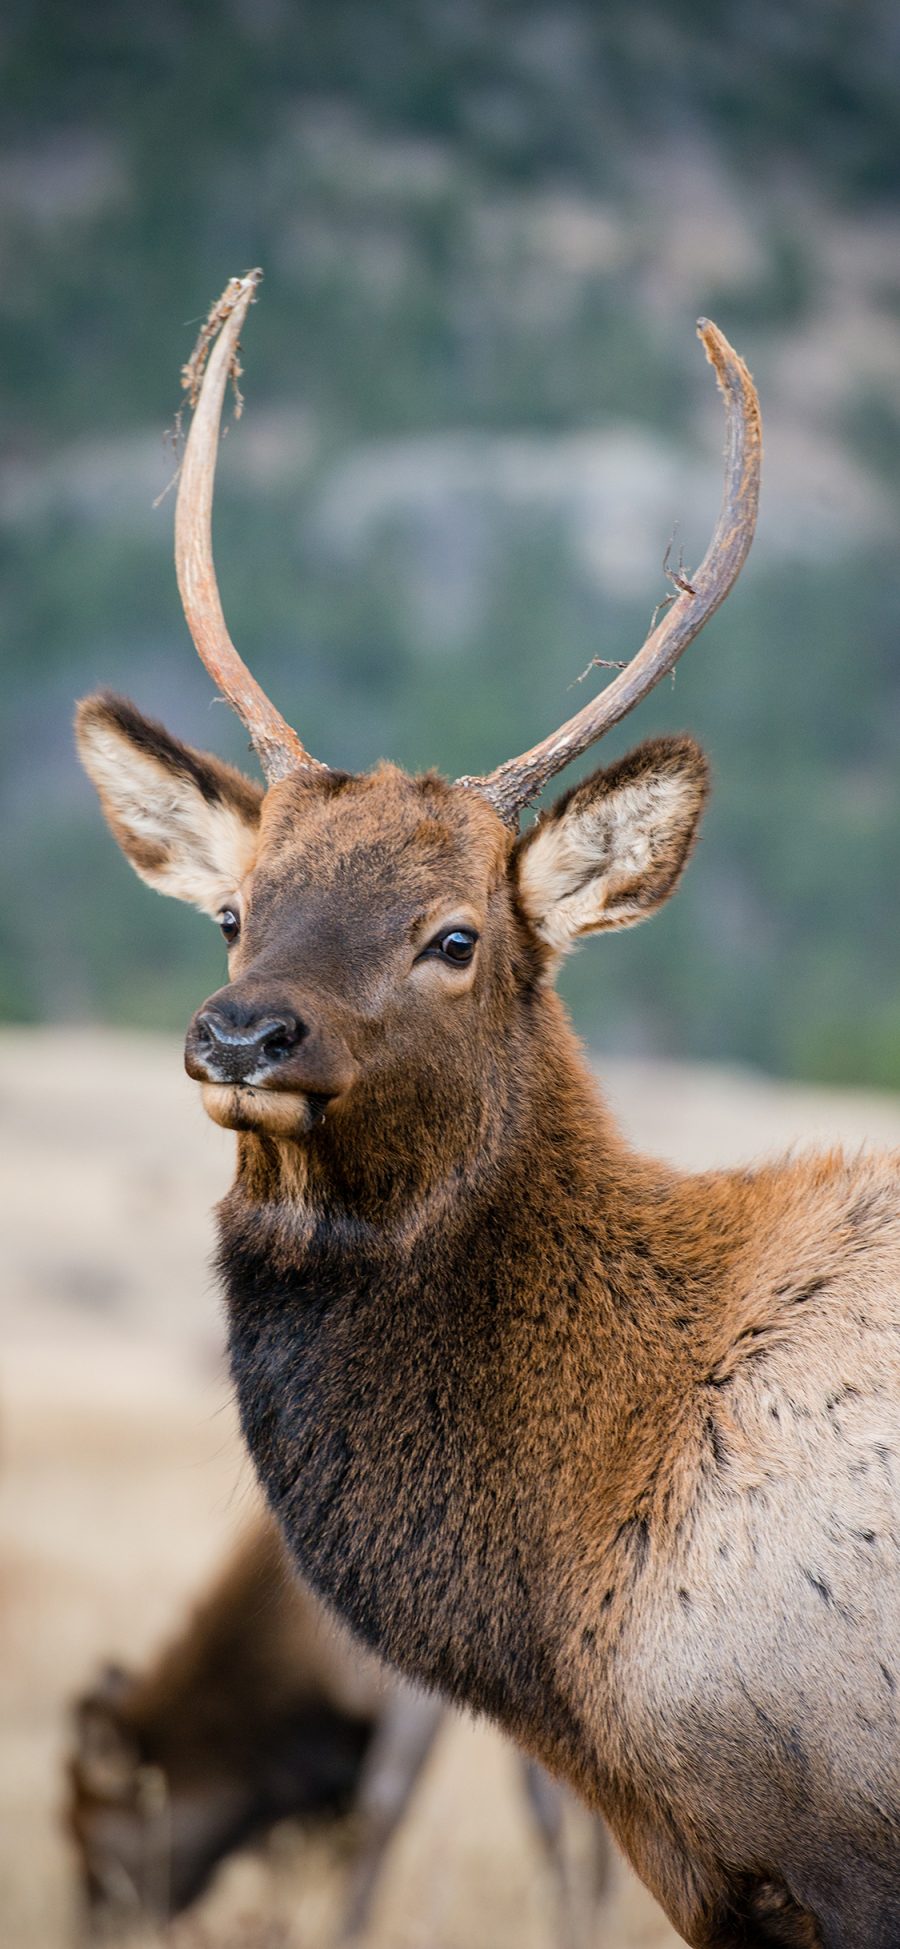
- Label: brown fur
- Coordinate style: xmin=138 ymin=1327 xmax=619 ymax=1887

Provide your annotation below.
xmin=77 ymin=695 xmax=900 ymax=1949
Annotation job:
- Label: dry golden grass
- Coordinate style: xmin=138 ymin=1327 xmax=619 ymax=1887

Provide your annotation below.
xmin=3 ymin=1028 xmax=900 ymax=1949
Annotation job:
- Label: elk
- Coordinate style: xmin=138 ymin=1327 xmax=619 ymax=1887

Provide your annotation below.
xmin=68 ymin=1508 xmax=608 ymax=1944
xmin=67 ymin=1514 xmax=378 ymax=1925
xmin=76 ymin=270 xmax=900 ymax=1948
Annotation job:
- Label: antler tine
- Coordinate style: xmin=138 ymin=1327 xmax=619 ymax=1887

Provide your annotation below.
xmin=174 ymin=269 xmax=327 ymax=785
xmin=463 ymin=320 xmax=761 ymax=822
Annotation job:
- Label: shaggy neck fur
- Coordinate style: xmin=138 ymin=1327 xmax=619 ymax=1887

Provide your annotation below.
xmin=218 ymin=988 xmax=750 ymax=1789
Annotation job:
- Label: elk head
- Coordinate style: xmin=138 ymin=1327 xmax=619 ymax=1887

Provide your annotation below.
xmin=77 ymin=273 xmax=760 ymax=1180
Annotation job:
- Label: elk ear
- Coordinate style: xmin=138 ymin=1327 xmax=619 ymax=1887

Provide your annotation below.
xmin=513 ymin=735 xmax=709 ymax=964
xmin=76 ymin=692 xmax=262 ymax=916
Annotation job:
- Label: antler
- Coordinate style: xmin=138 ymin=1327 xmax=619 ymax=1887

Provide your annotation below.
xmin=174 ymin=269 xmax=328 ymax=785
xmin=462 ymin=319 xmax=761 ymax=822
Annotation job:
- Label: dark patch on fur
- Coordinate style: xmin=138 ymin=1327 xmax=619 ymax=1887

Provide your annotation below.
xmin=802 ymin=1569 xmax=833 ymax=1605
xmin=706 ymin=1414 xmax=728 ymax=1470
xmin=612 ymin=1516 xmax=651 ymax=1574
xmin=775 ymin=1276 xmax=829 ymax=1308
xmin=826 ymin=1384 xmax=859 ymax=1410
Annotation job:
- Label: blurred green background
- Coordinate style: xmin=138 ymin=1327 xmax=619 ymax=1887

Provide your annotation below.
xmin=2 ymin=0 xmax=899 ymax=1084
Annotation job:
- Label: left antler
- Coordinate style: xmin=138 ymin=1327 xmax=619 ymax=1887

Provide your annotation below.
xmin=174 ymin=269 xmax=329 ymax=785
xmin=461 ymin=319 xmax=761 ymax=822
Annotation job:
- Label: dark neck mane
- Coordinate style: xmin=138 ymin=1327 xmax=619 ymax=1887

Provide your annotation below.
xmin=217 ymin=1000 xmax=743 ymax=1782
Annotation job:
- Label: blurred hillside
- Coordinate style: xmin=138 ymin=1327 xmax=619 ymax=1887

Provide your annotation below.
xmin=2 ymin=0 xmax=900 ymax=1082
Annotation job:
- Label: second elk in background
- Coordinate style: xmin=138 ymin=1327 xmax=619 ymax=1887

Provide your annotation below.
xmin=67 ymin=1508 xmax=610 ymax=1946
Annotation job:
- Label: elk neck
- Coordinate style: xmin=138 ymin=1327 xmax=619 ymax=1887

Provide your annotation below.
xmin=217 ymin=984 xmax=752 ymax=1786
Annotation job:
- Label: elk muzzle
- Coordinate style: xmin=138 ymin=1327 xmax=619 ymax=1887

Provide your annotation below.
xmin=185 ymin=986 xmax=358 ymax=1134
xmin=187 ymin=1002 xmax=305 ymax=1086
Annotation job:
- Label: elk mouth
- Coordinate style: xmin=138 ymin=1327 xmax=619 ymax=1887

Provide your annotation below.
xmin=200 ymin=1081 xmax=335 ymax=1137
xmin=185 ymin=992 xmax=357 ymax=1137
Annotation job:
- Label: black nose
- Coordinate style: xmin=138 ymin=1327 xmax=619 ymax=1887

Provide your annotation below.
xmin=185 ymin=1003 xmax=305 ymax=1085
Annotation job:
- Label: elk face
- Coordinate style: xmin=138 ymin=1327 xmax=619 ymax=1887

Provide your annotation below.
xmin=77 ymin=693 xmax=708 ymax=1152
xmin=77 ymin=277 xmax=757 ymax=1161
xmin=188 ymin=760 xmax=519 ymax=1144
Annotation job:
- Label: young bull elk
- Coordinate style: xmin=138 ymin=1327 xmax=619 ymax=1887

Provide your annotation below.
xmin=77 ymin=271 xmax=900 ymax=1948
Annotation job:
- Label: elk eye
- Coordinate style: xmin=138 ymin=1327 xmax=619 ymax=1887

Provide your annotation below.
xmin=426 ymin=927 xmax=478 ymax=966
xmin=218 ymin=908 xmax=240 ymax=946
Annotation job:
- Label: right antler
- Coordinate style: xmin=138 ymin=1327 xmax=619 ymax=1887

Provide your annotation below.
xmin=174 ymin=270 xmax=329 ymax=785
xmin=461 ymin=320 xmax=761 ymax=822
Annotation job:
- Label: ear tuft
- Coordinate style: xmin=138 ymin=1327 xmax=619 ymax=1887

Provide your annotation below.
xmin=76 ymin=691 xmax=262 ymax=914
xmin=514 ymin=735 xmax=709 ymax=965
